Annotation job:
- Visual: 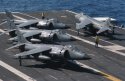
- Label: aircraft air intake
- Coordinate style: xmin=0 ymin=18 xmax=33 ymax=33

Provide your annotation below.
xmin=40 ymin=33 xmax=57 ymax=41
xmin=50 ymin=49 xmax=70 ymax=59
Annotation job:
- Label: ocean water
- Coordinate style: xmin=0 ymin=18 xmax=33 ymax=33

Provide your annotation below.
xmin=0 ymin=0 xmax=125 ymax=24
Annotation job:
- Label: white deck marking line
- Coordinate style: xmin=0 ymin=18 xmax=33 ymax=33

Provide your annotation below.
xmin=0 ymin=21 xmax=7 ymax=26
xmin=0 ymin=29 xmax=9 ymax=35
xmin=13 ymin=15 xmax=27 ymax=20
xmin=0 ymin=79 xmax=3 ymax=81
xmin=0 ymin=60 xmax=36 ymax=81
xmin=74 ymin=61 xmax=100 ymax=72
xmin=49 ymin=75 xmax=58 ymax=80
xmin=65 ymin=10 xmax=78 ymax=15
xmin=67 ymin=33 xmax=125 ymax=56
xmin=0 ymin=12 xmax=19 ymax=14
xmin=17 ymin=12 xmax=39 ymax=19
xmin=104 ymin=45 xmax=125 ymax=50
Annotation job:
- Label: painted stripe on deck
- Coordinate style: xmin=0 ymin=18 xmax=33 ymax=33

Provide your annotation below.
xmin=104 ymin=45 xmax=125 ymax=50
xmin=13 ymin=15 xmax=27 ymax=20
xmin=0 ymin=60 xmax=36 ymax=81
xmin=0 ymin=12 xmax=19 ymax=14
xmin=0 ymin=29 xmax=9 ymax=35
xmin=0 ymin=79 xmax=3 ymax=81
xmin=17 ymin=13 xmax=39 ymax=19
xmin=0 ymin=21 xmax=7 ymax=26
xmin=49 ymin=75 xmax=58 ymax=80
xmin=75 ymin=61 xmax=121 ymax=81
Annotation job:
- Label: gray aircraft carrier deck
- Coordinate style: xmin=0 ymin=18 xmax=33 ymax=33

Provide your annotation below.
xmin=0 ymin=10 xmax=125 ymax=81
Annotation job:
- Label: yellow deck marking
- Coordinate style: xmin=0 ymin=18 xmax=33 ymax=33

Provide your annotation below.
xmin=75 ymin=61 xmax=122 ymax=81
xmin=100 ymin=72 xmax=122 ymax=81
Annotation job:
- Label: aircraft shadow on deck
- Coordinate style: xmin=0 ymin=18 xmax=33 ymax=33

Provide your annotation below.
xmin=79 ymin=31 xmax=125 ymax=41
xmin=106 ymin=33 xmax=125 ymax=41
xmin=24 ymin=61 xmax=104 ymax=76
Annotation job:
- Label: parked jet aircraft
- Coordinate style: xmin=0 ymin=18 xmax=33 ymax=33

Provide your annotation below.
xmin=5 ymin=10 xmax=68 ymax=29
xmin=9 ymin=30 xmax=75 ymax=43
xmin=1 ymin=19 xmax=74 ymax=43
xmin=75 ymin=13 xmax=115 ymax=35
xmin=93 ymin=17 xmax=116 ymax=22
xmin=7 ymin=29 xmax=90 ymax=66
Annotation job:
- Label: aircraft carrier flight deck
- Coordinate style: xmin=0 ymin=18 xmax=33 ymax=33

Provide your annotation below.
xmin=0 ymin=10 xmax=125 ymax=81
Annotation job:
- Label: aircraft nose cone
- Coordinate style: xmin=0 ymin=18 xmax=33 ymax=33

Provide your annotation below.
xmin=70 ymin=37 xmax=76 ymax=41
xmin=83 ymin=54 xmax=91 ymax=60
xmin=58 ymin=35 xmax=73 ymax=41
xmin=71 ymin=51 xmax=91 ymax=60
xmin=76 ymin=52 xmax=91 ymax=60
xmin=65 ymin=25 xmax=70 ymax=29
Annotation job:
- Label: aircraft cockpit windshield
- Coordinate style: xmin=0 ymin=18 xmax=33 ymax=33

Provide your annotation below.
xmin=58 ymin=30 xmax=66 ymax=35
xmin=66 ymin=45 xmax=83 ymax=52
xmin=51 ymin=18 xmax=59 ymax=23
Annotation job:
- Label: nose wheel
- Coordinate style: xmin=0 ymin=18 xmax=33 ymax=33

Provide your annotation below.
xmin=49 ymin=23 xmax=54 ymax=29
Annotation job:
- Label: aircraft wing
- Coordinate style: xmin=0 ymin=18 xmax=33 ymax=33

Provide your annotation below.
xmin=17 ymin=20 xmax=39 ymax=28
xmin=23 ymin=31 xmax=41 ymax=37
xmin=8 ymin=31 xmax=41 ymax=41
xmin=0 ymin=29 xmax=16 ymax=36
xmin=6 ymin=43 xmax=26 ymax=50
xmin=75 ymin=13 xmax=92 ymax=29
xmin=93 ymin=17 xmax=116 ymax=22
xmin=76 ymin=19 xmax=92 ymax=29
xmin=14 ymin=47 xmax=51 ymax=57
xmin=97 ymin=27 xmax=111 ymax=34
xmin=5 ymin=10 xmax=14 ymax=19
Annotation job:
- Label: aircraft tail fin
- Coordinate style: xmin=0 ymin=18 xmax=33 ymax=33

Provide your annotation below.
xmin=97 ymin=27 xmax=111 ymax=34
xmin=16 ymin=29 xmax=29 ymax=43
xmin=6 ymin=17 xmax=16 ymax=30
xmin=76 ymin=23 xmax=85 ymax=29
xmin=75 ymin=12 xmax=84 ymax=19
xmin=0 ymin=18 xmax=17 ymax=36
xmin=6 ymin=29 xmax=29 ymax=51
xmin=104 ymin=17 xmax=112 ymax=26
xmin=5 ymin=9 xmax=14 ymax=20
xmin=76 ymin=20 xmax=90 ymax=30
xmin=96 ymin=17 xmax=113 ymax=34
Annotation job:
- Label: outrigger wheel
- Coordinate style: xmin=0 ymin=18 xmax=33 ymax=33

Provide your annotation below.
xmin=19 ymin=56 xmax=22 ymax=66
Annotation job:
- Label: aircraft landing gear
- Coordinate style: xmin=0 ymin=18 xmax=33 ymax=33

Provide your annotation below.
xmin=112 ymin=27 xmax=115 ymax=35
xmin=77 ymin=29 xmax=80 ymax=35
xmin=19 ymin=56 xmax=22 ymax=66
